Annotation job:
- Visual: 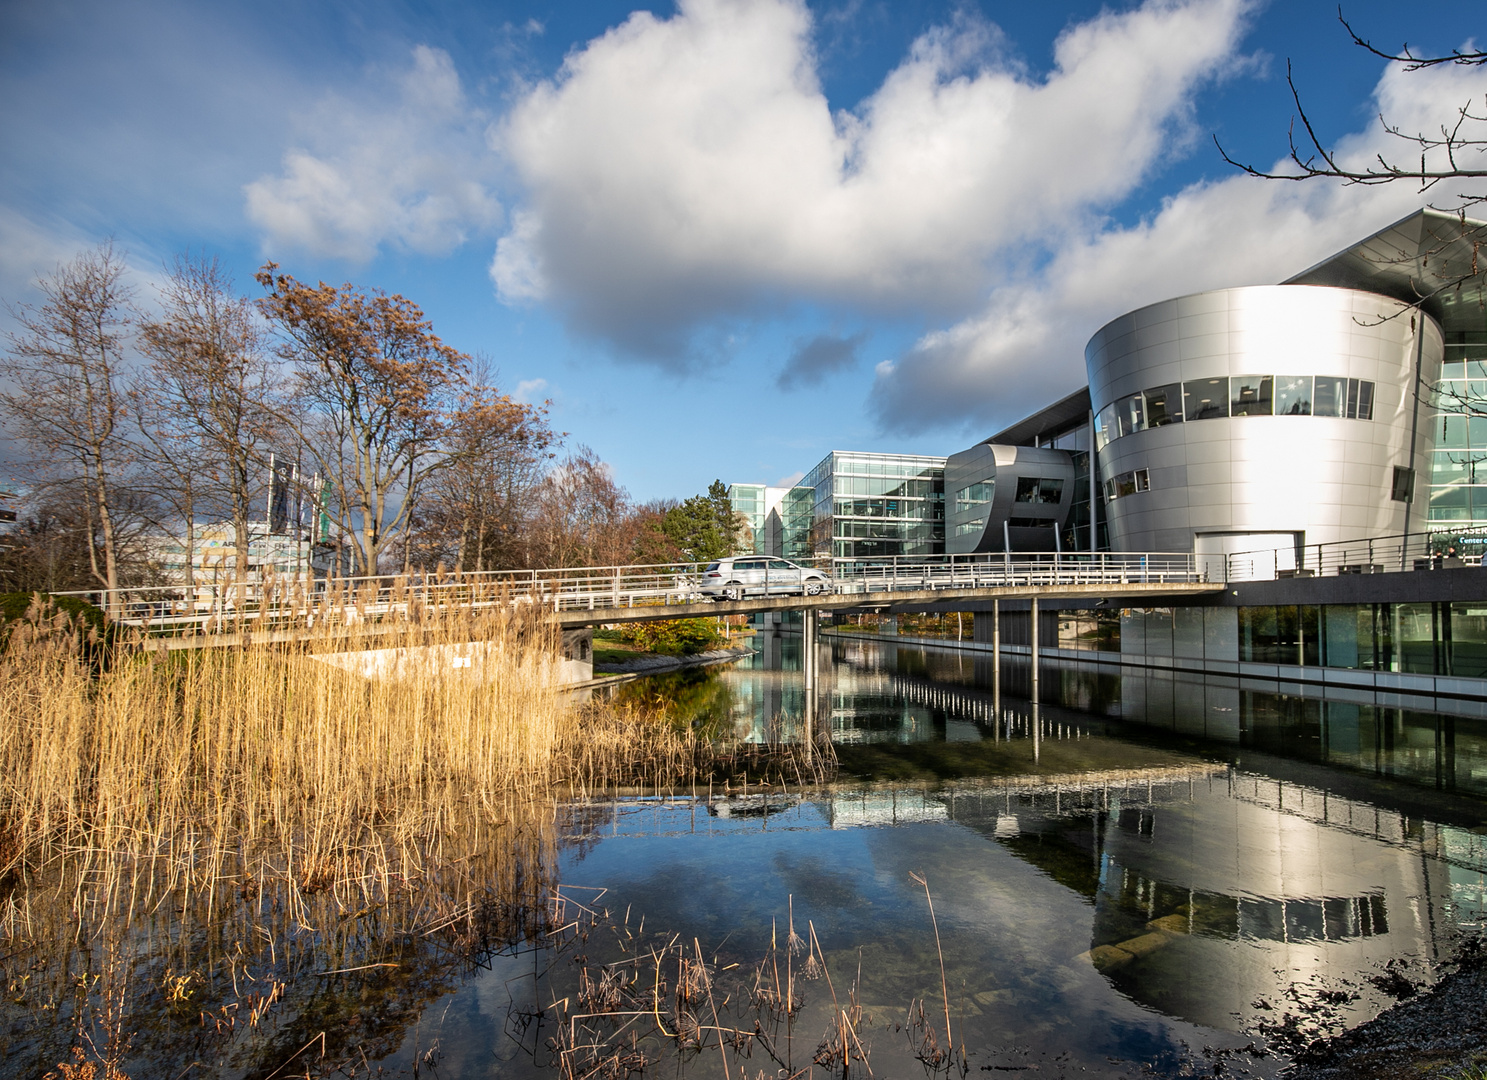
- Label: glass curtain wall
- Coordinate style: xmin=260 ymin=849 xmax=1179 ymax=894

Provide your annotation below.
xmin=1053 ymin=602 xmax=1487 ymax=678
xmin=780 ymin=487 xmax=815 ymax=561
xmin=1037 ymin=426 xmax=1103 ymax=550
xmin=805 ymin=451 xmax=946 ymax=560
xmin=1430 ymin=334 xmax=1487 ymax=532
xmin=729 ymin=485 xmax=767 ymax=554
xmin=729 ymin=484 xmax=816 ymax=559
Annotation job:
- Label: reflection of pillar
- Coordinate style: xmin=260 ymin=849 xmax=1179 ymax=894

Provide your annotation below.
xmin=992 ymin=599 xmax=1001 ymax=717
xmin=1030 ymin=597 xmax=1040 ymax=704
xmin=803 ymin=608 xmax=816 ymax=691
xmin=803 ymin=635 xmax=816 ymax=754
xmin=1032 ymin=702 xmax=1040 ymax=763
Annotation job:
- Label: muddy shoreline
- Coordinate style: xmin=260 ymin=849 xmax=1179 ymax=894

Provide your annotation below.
xmin=1287 ymin=945 xmax=1487 ymax=1078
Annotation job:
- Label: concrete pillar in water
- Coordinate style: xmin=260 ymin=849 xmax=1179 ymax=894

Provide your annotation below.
xmin=1032 ymin=702 xmax=1041 ymax=763
xmin=1030 ymin=597 xmax=1040 ymax=704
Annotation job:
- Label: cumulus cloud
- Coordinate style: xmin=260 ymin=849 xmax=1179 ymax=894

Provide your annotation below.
xmin=245 ymin=46 xmax=502 ymax=262
xmin=869 ymin=57 xmax=1487 ymax=434
xmin=777 ymin=330 xmax=868 ymax=389
xmin=492 ymin=0 xmax=1255 ymax=361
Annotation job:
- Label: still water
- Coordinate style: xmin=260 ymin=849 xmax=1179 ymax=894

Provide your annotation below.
xmin=384 ymin=631 xmax=1487 ymax=1078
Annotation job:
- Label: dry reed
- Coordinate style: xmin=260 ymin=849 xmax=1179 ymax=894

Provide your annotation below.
xmin=0 ymin=594 xmax=699 ymax=1076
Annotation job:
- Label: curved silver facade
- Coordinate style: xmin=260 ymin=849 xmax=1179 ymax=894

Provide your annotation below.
xmin=1086 ymin=285 xmax=1442 ymax=554
xmin=945 ymin=443 xmax=1075 ymax=553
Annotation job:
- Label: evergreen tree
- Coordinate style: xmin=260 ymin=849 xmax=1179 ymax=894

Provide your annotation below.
xmin=662 ymin=480 xmax=742 ymax=563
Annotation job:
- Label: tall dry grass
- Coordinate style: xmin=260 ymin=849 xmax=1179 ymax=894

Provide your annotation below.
xmin=0 ymin=596 xmax=699 ymax=1076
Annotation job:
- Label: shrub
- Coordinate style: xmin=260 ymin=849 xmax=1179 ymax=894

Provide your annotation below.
xmin=619 ymin=618 xmax=724 ymax=656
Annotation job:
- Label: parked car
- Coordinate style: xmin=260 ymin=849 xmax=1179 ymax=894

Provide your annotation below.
xmin=699 ymin=557 xmax=831 ymax=600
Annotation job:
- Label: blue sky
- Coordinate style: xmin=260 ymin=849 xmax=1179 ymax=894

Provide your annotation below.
xmin=1 ymin=0 xmax=1484 ymax=501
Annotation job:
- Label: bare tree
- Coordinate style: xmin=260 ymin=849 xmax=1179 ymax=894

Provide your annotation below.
xmin=255 ymin=264 xmax=468 ymax=575
xmin=0 ymin=482 xmax=160 ymax=596
xmin=1216 ymin=11 xmax=1487 ymax=212
xmin=406 ymin=375 xmax=557 ymax=572
xmin=528 ymin=446 xmax=633 ymax=568
xmin=0 ymin=244 xmax=136 ymax=615
xmin=136 ymin=255 xmax=285 ymax=598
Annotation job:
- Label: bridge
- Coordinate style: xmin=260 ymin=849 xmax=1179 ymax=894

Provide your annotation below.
xmin=68 ymin=551 xmax=1220 ymax=654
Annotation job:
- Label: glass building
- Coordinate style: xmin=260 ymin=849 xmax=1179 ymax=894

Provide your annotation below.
xmin=1429 ymin=336 xmax=1487 ymax=533
xmin=802 ymin=451 xmax=946 ymax=560
xmin=728 ymin=483 xmax=815 ymax=560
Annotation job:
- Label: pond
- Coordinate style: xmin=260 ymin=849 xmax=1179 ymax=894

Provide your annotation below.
xmin=369 ymin=630 xmax=1487 ymax=1079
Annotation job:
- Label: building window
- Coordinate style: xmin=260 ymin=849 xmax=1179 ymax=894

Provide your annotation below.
xmin=1310 ymin=377 xmax=1374 ymax=419
xmin=1230 ymin=375 xmax=1274 ymax=416
xmin=1105 ymin=468 xmax=1151 ymax=501
xmin=1144 ymin=383 xmax=1183 ymax=428
xmin=1183 ymin=378 xmax=1229 ymax=421
xmin=954 ymin=481 xmax=994 ymax=514
xmin=1274 ymin=375 xmax=1313 ymax=415
xmin=1391 ymin=466 xmax=1416 ymax=503
xmin=954 ymin=519 xmax=985 ymax=536
xmin=1098 ymin=374 xmax=1377 ymax=447
xmin=1015 ymin=477 xmax=1065 ymax=504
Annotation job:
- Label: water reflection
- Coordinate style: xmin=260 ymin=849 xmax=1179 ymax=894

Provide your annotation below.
xmin=379 ymin=631 xmax=1487 ymax=1076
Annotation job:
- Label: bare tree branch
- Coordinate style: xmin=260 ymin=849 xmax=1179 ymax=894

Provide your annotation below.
xmin=1216 ymin=11 xmax=1487 ymax=212
xmin=1338 ymin=8 xmax=1487 ymax=70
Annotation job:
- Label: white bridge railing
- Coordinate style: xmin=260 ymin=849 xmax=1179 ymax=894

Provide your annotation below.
xmin=49 ymin=551 xmax=1203 ymax=636
xmin=1218 ymin=526 xmax=1487 ymax=582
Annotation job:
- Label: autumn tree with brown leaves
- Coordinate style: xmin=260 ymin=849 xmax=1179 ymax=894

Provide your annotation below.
xmin=255 ymin=264 xmax=469 ymax=575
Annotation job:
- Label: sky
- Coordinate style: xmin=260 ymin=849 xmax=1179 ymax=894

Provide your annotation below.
xmin=1 ymin=0 xmax=1485 ymax=501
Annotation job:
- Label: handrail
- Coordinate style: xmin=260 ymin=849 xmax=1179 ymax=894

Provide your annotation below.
xmin=1216 ymin=525 xmax=1487 ymax=582
xmin=39 ymin=550 xmax=1204 ymax=634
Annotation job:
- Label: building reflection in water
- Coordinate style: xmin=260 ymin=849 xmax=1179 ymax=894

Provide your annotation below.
xmin=700 ymin=629 xmax=1487 ymax=1034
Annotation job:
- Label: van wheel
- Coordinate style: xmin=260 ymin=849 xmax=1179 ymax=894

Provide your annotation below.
xmin=722 ymin=584 xmax=741 ymax=601
xmin=804 ymin=580 xmax=823 ymax=596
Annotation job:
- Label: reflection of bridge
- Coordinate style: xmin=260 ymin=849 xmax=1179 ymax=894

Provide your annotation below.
xmin=93 ymin=552 xmax=1219 ymax=652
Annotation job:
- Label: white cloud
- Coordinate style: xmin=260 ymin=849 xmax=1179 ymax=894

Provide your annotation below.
xmin=492 ymin=0 xmax=1255 ymax=361
xmin=245 ymin=46 xmax=502 ymax=262
xmin=514 ymin=377 xmax=549 ymax=403
xmin=869 ymin=57 xmax=1487 ymax=434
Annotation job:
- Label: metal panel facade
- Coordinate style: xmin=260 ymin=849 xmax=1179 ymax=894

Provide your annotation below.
xmin=1087 ymin=285 xmax=1442 ymax=553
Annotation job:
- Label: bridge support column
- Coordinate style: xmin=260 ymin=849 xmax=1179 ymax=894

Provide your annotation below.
xmin=1030 ymin=597 xmax=1040 ymax=705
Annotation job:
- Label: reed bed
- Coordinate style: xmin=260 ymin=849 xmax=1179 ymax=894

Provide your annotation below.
xmin=0 ymin=595 xmax=702 ymax=1077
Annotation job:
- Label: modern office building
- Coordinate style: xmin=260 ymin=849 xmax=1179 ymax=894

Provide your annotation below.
xmin=731 ymin=452 xmax=946 ymax=561
xmin=802 ymin=450 xmax=946 ymax=560
xmin=146 ymin=521 xmax=347 ymax=597
xmin=946 ymin=388 xmax=1101 ymax=554
xmin=742 ymin=211 xmax=1485 ymax=566
xmin=728 ymin=483 xmax=814 ymax=561
xmin=946 ymin=209 xmax=1486 ymax=561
